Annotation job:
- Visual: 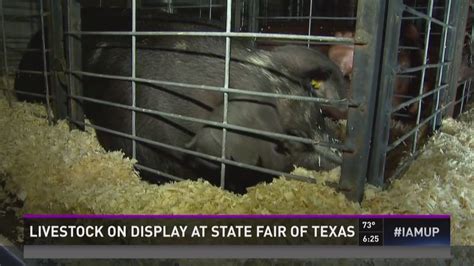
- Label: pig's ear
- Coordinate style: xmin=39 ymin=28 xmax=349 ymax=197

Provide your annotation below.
xmin=186 ymin=101 xmax=289 ymax=170
xmin=270 ymin=45 xmax=340 ymax=78
xmin=270 ymin=45 xmax=345 ymax=98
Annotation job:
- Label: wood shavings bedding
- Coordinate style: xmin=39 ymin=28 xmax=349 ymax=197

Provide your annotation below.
xmin=0 ymin=96 xmax=472 ymax=247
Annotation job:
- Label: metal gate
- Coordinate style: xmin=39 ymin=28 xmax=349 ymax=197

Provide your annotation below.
xmin=1 ymin=0 xmax=472 ymax=202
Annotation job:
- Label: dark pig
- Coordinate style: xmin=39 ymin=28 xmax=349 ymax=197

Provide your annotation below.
xmin=270 ymin=45 xmax=349 ymax=120
xmin=83 ymin=27 xmax=345 ymax=192
xmin=14 ymin=10 xmax=346 ymax=192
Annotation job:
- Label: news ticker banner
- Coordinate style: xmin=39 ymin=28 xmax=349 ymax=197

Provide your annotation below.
xmin=22 ymin=214 xmax=451 ymax=258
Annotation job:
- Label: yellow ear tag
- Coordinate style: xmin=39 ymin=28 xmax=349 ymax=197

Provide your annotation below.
xmin=311 ymin=79 xmax=322 ymax=90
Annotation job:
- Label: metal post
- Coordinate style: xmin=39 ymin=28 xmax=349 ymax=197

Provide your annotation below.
xmin=47 ymin=0 xmax=68 ymax=120
xmin=431 ymin=0 xmax=452 ymax=131
xmin=471 ymin=22 xmax=474 ymax=65
xmin=0 ymin=0 xmax=13 ymax=104
xmin=412 ymin=0 xmax=434 ymax=153
xmin=208 ymin=0 xmax=212 ymax=20
xmin=220 ymin=0 xmax=232 ymax=189
xmin=39 ymin=0 xmax=53 ymax=124
xmin=168 ymin=0 xmax=173 ymax=14
xmin=199 ymin=0 xmax=203 ymax=18
xmin=0 ymin=0 xmax=7 ymax=78
xmin=131 ymin=0 xmax=137 ymax=160
xmin=445 ymin=0 xmax=470 ymax=117
xmin=467 ymin=78 xmax=472 ymax=103
xmin=367 ymin=0 xmax=404 ymax=186
xmin=339 ymin=0 xmax=387 ymax=201
xmin=66 ymin=0 xmax=84 ymax=130
xmin=248 ymin=0 xmax=259 ymax=32
xmin=459 ymin=80 xmax=467 ymax=113
xmin=233 ymin=0 xmax=242 ymax=32
xmin=306 ymin=0 xmax=313 ymax=47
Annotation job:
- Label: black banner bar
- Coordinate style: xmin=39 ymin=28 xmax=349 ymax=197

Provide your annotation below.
xmin=23 ymin=214 xmax=450 ymax=246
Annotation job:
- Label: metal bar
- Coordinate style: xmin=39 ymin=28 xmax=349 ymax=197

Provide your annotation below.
xmin=208 ymin=0 xmax=212 ymax=20
xmin=65 ymin=30 xmax=356 ymax=44
xmin=73 ymin=119 xmax=225 ymax=166
xmin=2 ymin=39 xmax=35 ymax=45
xmin=69 ymin=70 xmax=351 ymax=107
xmin=412 ymin=5 xmax=445 ymax=10
xmin=71 ymin=118 xmax=322 ymax=184
xmin=397 ymin=61 xmax=450 ymax=74
xmin=340 ymin=0 xmax=387 ymax=201
xmin=387 ymin=102 xmax=452 ymax=152
xmin=439 ymin=0 xmax=458 ymax=119
xmin=392 ymin=83 xmax=447 ymax=113
xmin=248 ymin=0 xmax=259 ymax=32
xmin=219 ymin=0 xmax=232 ymax=188
xmin=0 ymin=0 xmax=8 ymax=77
xmin=199 ymin=0 xmax=202 ymax=18
xmin=4 ymin=47 xmax=50 ymax=52
xmin=388 ymin=147 xmax=423 ymax=182
xmin=135 ymin=164 xmax=185 ymax=182
xmin=367 ymin=0 xmax=404 ymax=186
xmin=0 ymin=0 xmax=12 ymax=103
xmin=404 ymin=5 xmax=453 ymax=28
xmin=255 ymin=16 xmax=357 ymax=21
xmin=467 ymin=79 xmax=473 ymax=104
xmin=417 ymin=32 xmax=442 ymax=36
xmin=67 ymin=94 xmax=347 ymax=153
xmin=4 ymin=89 xmax=54 ymax=100
xmin=296 ymin=0 xmax=300 ymax=17
xmin=467 ymin=78 xmax=472 ymax=103
xmin=396 ymin=73 xmax=418 ymax=78
xmin=306 ymin=0 xmax=313 ymax=48
xmin=7 ymin=69 xmax=51 ymax=75
xmin=445 ymin=0 xmax=470 ymax=117
xmin=1 ymin=36 xmax=42 ymax=40
xmin=144 ymin=4 xmax=225 ymax=9
xmin=452 ymin=95 xmax=466 ymax=110
xmin=131 ymin=0 xmax=137 ymax=160
xmin=432 ymin=0 xmax=452 ymax=131
xmin=398 ymin=45 xmax=422 ymax=50
xmin=457 ymin=78 xmax=471 ymax=85
xmin=471 ymin=22 xmax=474 ymax=64
xmin=233 ymin=0 xmax=241 ymax=32
xmin=48 ymin=0 xmax=68 ymax=120
xmin=167 ymin=0 xmax=173 ymax=13
xmin=459 ymin=80 xmax=467 ymax=113
xmin=137 ymin=154 xmax=323 ymax=186
xmin=3 ymin=13 xmax=50 ymax=19
xmin=66 ymin=0 xmax=84 ymax=130
xmin=262 ymin=0 xmax=267 ymax=26
xmin=412 ymin=0 xmax=434 ymax=154
xmin=39 ymin=0 xmax=52 ymax=124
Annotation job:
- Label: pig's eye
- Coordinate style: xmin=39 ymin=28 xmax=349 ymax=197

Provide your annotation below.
xmin=311 ymin=79 xmax=322 ymax=90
